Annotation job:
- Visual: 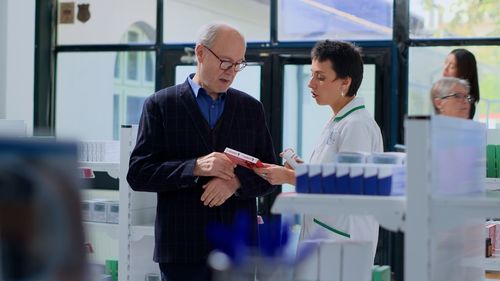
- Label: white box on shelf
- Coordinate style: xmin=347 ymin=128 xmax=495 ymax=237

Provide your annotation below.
xmin=319 ymin=240 xmax=341 ymax=281
xmin=90 ymin=199 xmax=107 ymax=223
xmin=81 ymin=200 xmax=91 ymax=221
xmin=294 ymin=240 xmax=320 ymax=281
xmin=342 ymin=241 xmax=373 ymax=281
xmin=106 ymin=201 xmax=119 ymax=224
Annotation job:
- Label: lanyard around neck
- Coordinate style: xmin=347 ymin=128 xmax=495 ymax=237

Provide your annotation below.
xmin=333 ymin=105 xmax=365 ymax=122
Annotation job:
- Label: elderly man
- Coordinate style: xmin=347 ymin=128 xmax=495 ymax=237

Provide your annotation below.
xmin=431 ymin=76 xmax=474 ymax=119
xmin=127 ymin=23 xmax=277 ymax=281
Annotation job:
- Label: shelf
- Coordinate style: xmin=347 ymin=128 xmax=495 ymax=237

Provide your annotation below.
xmin=485 ymin=253 xmax=500 ymax=272
xmin=130 ymin=225 xmax=155 ymax=242
xmin=432 ymin=197 xmax=500 ymax=220
xmin=79 ymin=161 xmax=120 ymax=179
xmin=83 ymin=221 xmax=118 ymax=240
xmin=486 ymin=178 xmax=500 ymax=190
xmin=271 ymin=193 xmax=406 ymax=232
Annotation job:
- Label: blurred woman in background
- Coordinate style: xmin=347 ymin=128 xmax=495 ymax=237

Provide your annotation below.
xmin=442 ymin=48 xmax=479 ymax=119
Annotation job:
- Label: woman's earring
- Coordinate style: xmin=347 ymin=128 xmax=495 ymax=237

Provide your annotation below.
xmin=341 ymin=90 xmax=345 ymax=97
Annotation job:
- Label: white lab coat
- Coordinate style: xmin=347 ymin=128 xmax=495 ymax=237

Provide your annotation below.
xmin=300 ymin=96 xmax=383 ymax=259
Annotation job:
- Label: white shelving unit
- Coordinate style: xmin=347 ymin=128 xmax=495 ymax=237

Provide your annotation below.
xmin=272 ymin=194 xmax=406 ymax=232
xmin=79 ymin=161 xmax=120 ymax=179
xmin=119 ymin=125 xmax=159 ymax=281
xmin=272 ymin=116 xmax=497 ymax=281
xmin=79 ymin=156 xmax=120 ymax=267
xmin=83 ymin=221 xmax=119 ymax=240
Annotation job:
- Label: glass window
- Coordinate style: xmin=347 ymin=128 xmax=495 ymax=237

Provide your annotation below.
xmin=145 ymin=53 xmax=154 ymax=82
xmin=175 ymin=65 xmax=261 ymax=101
xmin=408 ymin=46 xmax=500 ymax=128
xmin=410 ymin=0 xmax=500 ymax=38
xmin=282 ymin=63 xmax=376 ymax=192
xmin=56 ymin=52 xmax=154 ymax=140
xmin=127 ymin=52 xmax=139 ymax=80
xmin=278 ymin=0 xmax=393 ymax=41
xmin=163 ymin=0 xmax=270 ymax=43
xmin=57 ymin=0 xmax=156 ymax=45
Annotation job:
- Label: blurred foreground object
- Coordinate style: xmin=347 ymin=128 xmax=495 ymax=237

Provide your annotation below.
xmin=0 ymin=138 xmax=86 ymax=281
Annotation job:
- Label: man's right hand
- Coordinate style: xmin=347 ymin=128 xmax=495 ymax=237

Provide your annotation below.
xmin=193 ymin=152 xmax=236 ymax=180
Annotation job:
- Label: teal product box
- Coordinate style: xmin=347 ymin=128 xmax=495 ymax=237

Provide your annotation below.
xmin=336 ymin=164 xmax=350 ymax=194
xmin=378 ymin=165 xmax=406 ymax=196
xmin=322 ymin=163 xmax=336 ymax=194
xmin=295 ymin=164 xmax=309 ymax=193
xmin=349 ymin=164 xmax=364 ymax=194
xmin=372 ymin=265 xmax=391 ymax=281
xmin=308 ymin=164 xmax=322 ymax=193
xmin=487 ymin=145 xmax=496 ymax=178
xmin=496 ymin=145 xmax=500 ymax=178
xmin=363 ymin=164 xmax=378 ymax=195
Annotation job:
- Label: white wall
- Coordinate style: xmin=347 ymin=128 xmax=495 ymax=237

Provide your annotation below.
xmin=0 ymin=0 xmax=7 ymax=118
xmin=0 ymin=0 xmax=35 ymax=135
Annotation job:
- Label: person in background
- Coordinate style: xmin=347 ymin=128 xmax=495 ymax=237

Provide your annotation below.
xmin=127 ymin=23 xmax=276 ymax=281
xmin=255 ymin=40 xmax=383 ymax=259
xmin=442 ymin=48 xmax=479 ymax=119
xmin=431 ymin=76 xmax=473 ymax=119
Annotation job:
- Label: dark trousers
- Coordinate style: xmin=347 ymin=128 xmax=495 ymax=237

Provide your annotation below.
xmin=160 ymin=263 xmax=212 ymax=281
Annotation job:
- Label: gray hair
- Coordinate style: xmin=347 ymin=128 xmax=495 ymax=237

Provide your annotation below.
xmin=196 ymin=22 xmax=246 ymax=48
xmin=431 ymin=77 xmax=470 ymax=114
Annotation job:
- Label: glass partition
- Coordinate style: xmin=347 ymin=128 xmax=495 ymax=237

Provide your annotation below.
xmin=408 ymin=46 xmax=500 ymax=128
xmin=278 ymin=0 xmax=393 ymax=41
xmin=56 ymin=51 xmax=154 ymax=140
xmin=410 ymin=0 xmax=500 ymax=38
xmin=163 ymin=0 xmax=270 ymax=43
xmin=57 ymin=0 xmax=156 ymax=45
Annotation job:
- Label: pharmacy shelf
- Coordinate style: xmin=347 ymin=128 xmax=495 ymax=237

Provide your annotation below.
xmin=79 ymin=161 xmax=120 ymax=179
xmin=130 ymin=225 xmax=155 ymax=242
xmin=486 ymin=178 xmax=500 ymax=190
xmin=485 ymin=253 xmax=500 ymax=272
xmin=432 ymin=197 xmax=500 ymax=221
xmin=83 ymin=221 xmax=119 ymax=240
xmin=271 ymin=193 xmax=406 ymax=232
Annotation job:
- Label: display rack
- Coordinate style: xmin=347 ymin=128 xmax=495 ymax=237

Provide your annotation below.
xmin=79 ymin=161 xmax=120 ymax=179
xmin=272 ymin=116 xmax=496 ymax=281
xmin=83 ymin=221 xmax=119 ymax=240
xmin=119 ymin=125 xmax=159 ymax=281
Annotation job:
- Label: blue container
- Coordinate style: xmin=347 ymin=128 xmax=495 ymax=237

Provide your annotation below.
xmin=295 ymin=164 xmax=309 ymax=193
xmin=363 ymin=165 xmax=378 ymax=195
xmin=308 ymin=164 xmax=323 ymax=193
xmin=336 ymin=164 xmax=350 ymax=194
xmin=322 ymin=163 xmax=336 ymax=194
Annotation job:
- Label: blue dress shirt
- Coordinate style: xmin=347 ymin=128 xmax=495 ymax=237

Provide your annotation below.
xmin=188 ymin=75 xmax=226 ymax=129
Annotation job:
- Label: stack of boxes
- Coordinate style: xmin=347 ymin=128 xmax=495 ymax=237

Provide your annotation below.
xmin=81 ymin=200 xmax=119 ymax=224
xmin=296 ymin=152 xmax=406 ymax=196
xmin=294 ymin=239 xmax=391 ymax=281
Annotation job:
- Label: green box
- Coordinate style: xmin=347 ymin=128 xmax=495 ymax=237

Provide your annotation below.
xmin=105 ymin=260 xmax=118 ymax=281
xmin=372 ymin=265 xmax=391 ymax=281
xmin=487 ymin=145 xmax=496 ymax=178
xmin=496 ymin=145 xmax=500 ymax=178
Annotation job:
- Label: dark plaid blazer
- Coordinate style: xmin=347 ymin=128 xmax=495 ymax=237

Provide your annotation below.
xmin=127 ymin=77 xmax=277 ymax=264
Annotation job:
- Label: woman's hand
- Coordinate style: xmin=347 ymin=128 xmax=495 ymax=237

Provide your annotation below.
xmin=254 ymin=164 xmax=296 ymax=185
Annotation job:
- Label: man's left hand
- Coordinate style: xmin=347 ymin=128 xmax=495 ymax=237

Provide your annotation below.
xmin=200 ymin=177 xmax=240 ymax=207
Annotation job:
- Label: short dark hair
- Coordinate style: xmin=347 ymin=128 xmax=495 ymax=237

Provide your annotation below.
xmin=311 ymin=40 xmax=364 ymax=97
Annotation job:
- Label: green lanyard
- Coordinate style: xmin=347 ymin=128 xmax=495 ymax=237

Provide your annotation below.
xmin=333 ymin=105 xmax=365 ymax=122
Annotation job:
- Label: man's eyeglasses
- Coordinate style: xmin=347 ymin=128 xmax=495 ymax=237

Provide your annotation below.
xmin=440 ymin=93 xmax=475 ymax=104
xmin=203 ymin=45 xmax=247 ymax=72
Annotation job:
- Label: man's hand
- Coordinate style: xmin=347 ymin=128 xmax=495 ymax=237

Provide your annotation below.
xmin=200 ymin=177 xmax=240 ymax=207
xmin=193 ymin=152 xmax=236 ymax=180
